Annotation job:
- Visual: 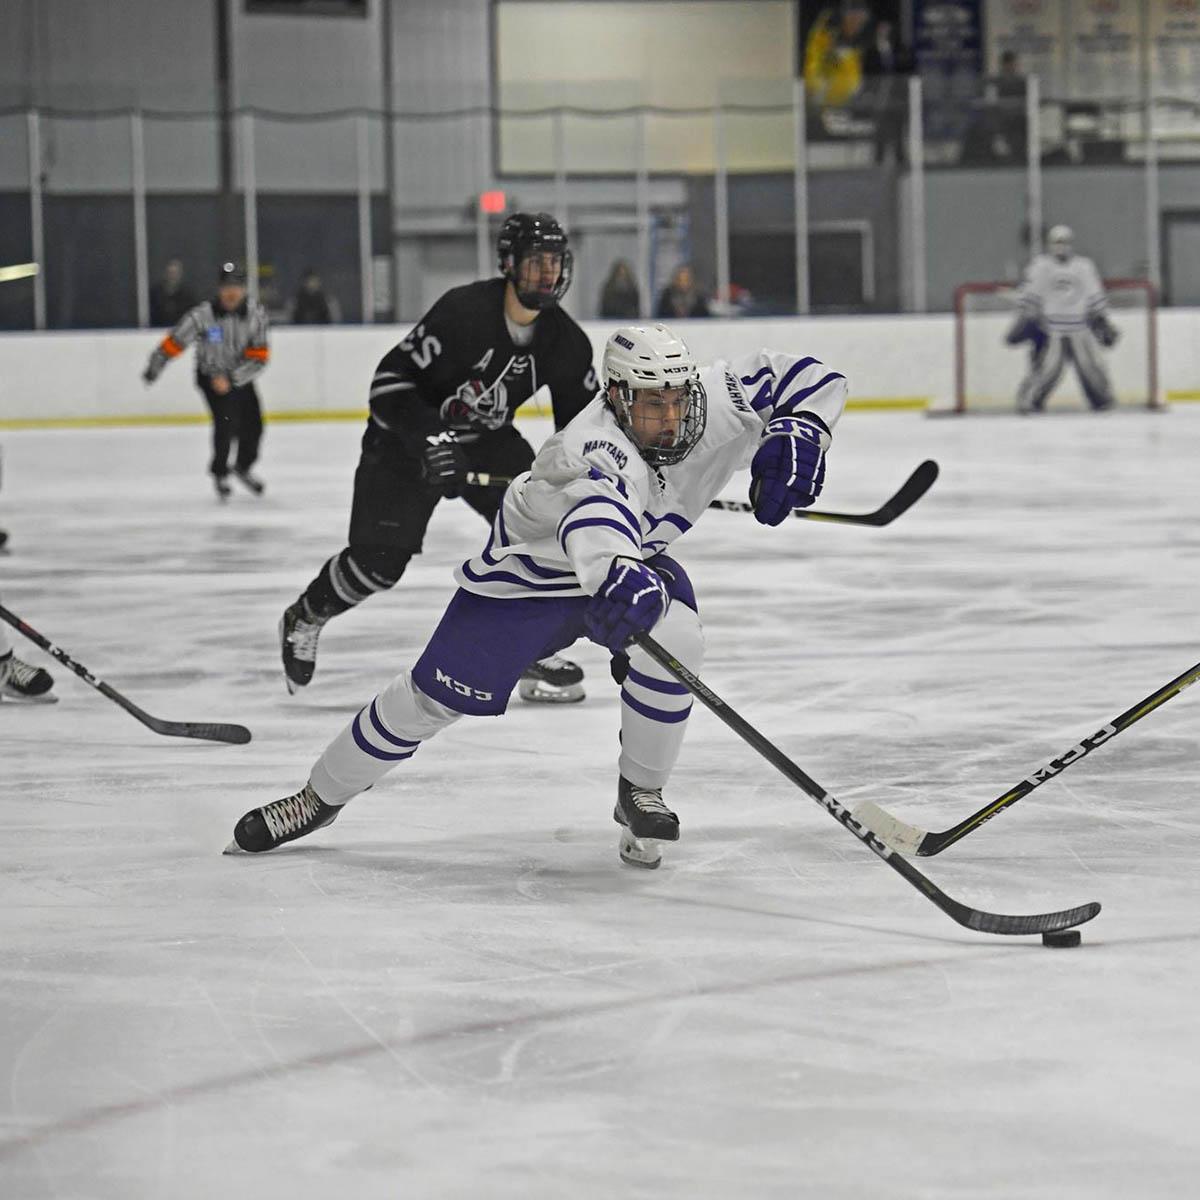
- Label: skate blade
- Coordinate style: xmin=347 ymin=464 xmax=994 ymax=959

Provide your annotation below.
xmin=517 ymin=678 xmax=585 ymax=704
xmin=222 ymin=839 xmax=246 ymax=855
xmin=618 ymin=828 xmax=663 ymax=869
xmin=0 ymin=690 xmax=59 ymax=705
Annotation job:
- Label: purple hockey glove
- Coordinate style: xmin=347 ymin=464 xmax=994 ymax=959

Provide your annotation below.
xmin=749 ymin=416 xmax=828 ymax=526
xmin=584 ymin=557 xmax=670 ymax=653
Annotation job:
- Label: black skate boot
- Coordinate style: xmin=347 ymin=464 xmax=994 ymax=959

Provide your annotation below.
xmin=517 ymin=654 xmax=585 ymax=703
xmin=279 ymin=599 xmax=325 ymax=693
xmin=213 ymin=474 xmax=232 ymax=501
xmin=0 ymin=528 xmax=9 ymax=554
xmin=225 ymin=783 xmax=341 ymax=854
xmin=613 ymin=775 xmax=678 ymax=869
xmin=233 ymin=467 xmax=265 ymax=495
xmin=0 ymin=650 xmax=57 ymax=703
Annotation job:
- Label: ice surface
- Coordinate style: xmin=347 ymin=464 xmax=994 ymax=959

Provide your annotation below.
xmin=2 ymin=408 xmax=1199 ymax=1198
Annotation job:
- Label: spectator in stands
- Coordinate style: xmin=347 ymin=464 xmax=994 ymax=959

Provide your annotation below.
xmin=862 ymin=18 xmax=912 ymax=164
xmin=599 ymin=259 xmax=641 ymax=319
xmin=961 ymin=50 xmax=1028 ymax=165
xmin=291 ymin=268 xmax=339 ymax=324
xmin=149 ymin=259 xmax=196 ymax=328
xmin=656 ymin=264 xmax=710 ymax=320
xmin=804 ymin=0 xmax=873 ymax=108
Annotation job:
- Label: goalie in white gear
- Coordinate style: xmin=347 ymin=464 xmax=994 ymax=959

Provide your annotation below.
xmin=1006 ymin=224 xmax=1119 ymax=413
xmin=229 ymin=324 xmax=847 ymax=869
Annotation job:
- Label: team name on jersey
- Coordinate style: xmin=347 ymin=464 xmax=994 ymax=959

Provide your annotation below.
xmin=582 ymin=439 xmax=629 ymax=469
xmin=723 ymin=369 xmax=751 ymax=412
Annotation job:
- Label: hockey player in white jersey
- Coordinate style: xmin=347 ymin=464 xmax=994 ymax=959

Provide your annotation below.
xmin=229 ymin=324 xmax=847 ymax=868
xmin=1006 ymin=225 xmax=1119 ymax=413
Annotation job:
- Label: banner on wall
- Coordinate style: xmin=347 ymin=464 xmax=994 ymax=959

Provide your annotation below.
xmin=1067 ymin=0 xmax=1142 ymax=98
xmin=1149 ymin=0 xmax=1200 ymax=94
xmin=985 ymin=0 xmax=1065 ymax=92
xmin=913 ymin=0 xmax=984 ymax=80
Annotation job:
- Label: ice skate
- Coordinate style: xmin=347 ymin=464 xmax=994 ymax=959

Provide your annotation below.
xmin=279 ymin=599 xmax=325 ymax=693
xmin=213 ymin=474 xmax=232 ymax=501
xmin=0 ymin=528 xmax=9 ymax=554
xmin=225 ymin=783 xmax=340 ymax=854
xmin=613 ymin=775 xmax=678 ymax=869
xmin=0 ymin=650 xmax=57 ymax=704
xmin=233 ymin=467 xmax=265 ymax=495
xmin=517 ymin=653 xmax=585 ymax=703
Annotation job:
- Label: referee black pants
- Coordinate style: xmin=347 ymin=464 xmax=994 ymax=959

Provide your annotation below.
xmin=198 ymin=377 xmax=264 ymax=478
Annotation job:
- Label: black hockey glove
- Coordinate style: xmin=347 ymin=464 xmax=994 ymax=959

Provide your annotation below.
xmin=1089 ymin=314 xmax=1120 ymax=348
xmin=421 ymin=431 xmax=471 ymax=498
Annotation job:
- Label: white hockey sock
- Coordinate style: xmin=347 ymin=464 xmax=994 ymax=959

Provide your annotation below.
xmin=617 ymin=603 xmax=704 ymax=790
xmin=308 ymin=670 xmax=462 ymax=805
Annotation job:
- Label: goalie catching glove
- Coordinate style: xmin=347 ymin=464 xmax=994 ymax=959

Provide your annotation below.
xmin=1088 ymin=313 xmax=1120 ymax=348
xmin=584 ymin=557 xmax=670 ymax=653
xmin=749 ymin=416 xmax=829 ymax=526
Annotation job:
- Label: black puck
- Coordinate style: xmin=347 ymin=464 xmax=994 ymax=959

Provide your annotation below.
xmin=1042 ymin=929 xmax=1082 ymax=948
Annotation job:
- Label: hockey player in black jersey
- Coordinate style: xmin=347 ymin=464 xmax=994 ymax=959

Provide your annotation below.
xmin=279 ymin=212 xmax=599 ymax=702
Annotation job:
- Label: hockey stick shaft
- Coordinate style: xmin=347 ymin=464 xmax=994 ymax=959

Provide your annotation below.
xmin=0 ymin=261 xmax=39 ymax=284
xmin=464 ymin=471 xmax=512 ymax=488
xmin=633 ymin=633 xmax=1099 ymax=937
xmin=0 ymin=603 xmax=251 ymax=745
xmin=854 ymin=658 xmax=1200 ymax=857
xmin=707 ymin=459 xmax=939 ymax=526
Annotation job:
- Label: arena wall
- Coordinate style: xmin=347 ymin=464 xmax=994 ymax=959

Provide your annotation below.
xmin=1 ymin=313 xmax=1198 ymax=428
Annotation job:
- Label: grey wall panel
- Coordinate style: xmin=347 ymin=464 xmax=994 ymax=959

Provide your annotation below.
xmin=0 ymin=114 xmax=29 ymax=191
xmin=922 ymin=169 xmax=1031 ymax=307
xmin=143 ymin=117 xmax=222 ymax=192
xmin=230 ymin=2 xmax=384 ymax=113
xmin=0 ymin=0 xmax=216 ymax=111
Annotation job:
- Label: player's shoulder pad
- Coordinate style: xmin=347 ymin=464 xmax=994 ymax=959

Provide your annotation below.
xmin=546 ymin=400 xmax=648 ymax=484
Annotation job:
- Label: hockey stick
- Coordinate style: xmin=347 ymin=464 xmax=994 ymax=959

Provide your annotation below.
xmin=707 ymin=459 xmax=939 ymax=526
xmin=0 ymin=261 xmax=39 ymax=284
xmin=633 ymin=633 xmax=1099 ymax=937
xmin=852 ymin=659 xmax=1200 ymax=857
xmin=0 ymin=603 xmax=251 ymax=745
xmin=468 ymin=460 xmax=939 ymax=530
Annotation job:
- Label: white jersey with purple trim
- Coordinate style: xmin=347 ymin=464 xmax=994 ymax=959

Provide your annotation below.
xmin=455 ymin=350 xmax=847 ymax=600
xmin=1018 ymin=254 xmax=1108 ymax=333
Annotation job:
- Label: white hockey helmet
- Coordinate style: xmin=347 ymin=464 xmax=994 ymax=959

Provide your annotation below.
xmin=602 ymin=324 xmax=707 ymax=466
xmin=1047 ymin=224 xmax=1074 ymax=259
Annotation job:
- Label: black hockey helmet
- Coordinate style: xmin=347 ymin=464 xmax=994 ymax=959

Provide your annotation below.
xmin=497 ymin=211 xmax=572 ymax=309
xmin=218 ymin=260 xmax=247 ymax=285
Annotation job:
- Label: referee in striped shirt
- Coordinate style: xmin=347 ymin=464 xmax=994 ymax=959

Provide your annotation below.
xmin=143 ymin=262 xmax=270 ymax=500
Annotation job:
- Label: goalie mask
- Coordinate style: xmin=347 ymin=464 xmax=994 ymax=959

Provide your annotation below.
xmin=602 ymin=325 xmax=707 ymax=467
xmin=497 ymin=211 xmax=573 ymax=310
xmin=1047 ymin=224 xmax=1074 ymax=261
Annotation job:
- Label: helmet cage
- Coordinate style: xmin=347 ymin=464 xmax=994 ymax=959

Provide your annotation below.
xmin=606 ymin=376 xmax=708 ymax=467
xmin=497 ymin=212 xmax=573 ymax=309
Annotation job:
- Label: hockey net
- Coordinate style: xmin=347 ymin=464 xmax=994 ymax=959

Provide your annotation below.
xmin=949 ymin=278 xmax=1160 ymax=413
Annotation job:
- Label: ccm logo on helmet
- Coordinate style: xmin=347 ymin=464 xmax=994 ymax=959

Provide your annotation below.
xmin=614 ymin=334 xmax=636 ymax=350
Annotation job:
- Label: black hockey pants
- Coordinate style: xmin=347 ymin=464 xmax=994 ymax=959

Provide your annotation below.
xmin=300 ymin=422 xmax=536 ymax=621
xmin=199 ymin=377 xmax=263 ymax=478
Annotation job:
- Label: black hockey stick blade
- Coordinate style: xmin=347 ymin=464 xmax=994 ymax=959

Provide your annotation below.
xmin=633 ymin=633 xmax=1099 ymax=938
xmin=854 ymin=658 xmax=1200 ymax=857
xmin=708 ymin=459 xmax=939 ymax=526
xmin=0 ymin=603 xmax=251 ymax=745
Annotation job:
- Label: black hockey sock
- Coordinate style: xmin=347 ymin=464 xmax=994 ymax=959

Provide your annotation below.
xmin=301 ymin=548 xmax=409 ymax=620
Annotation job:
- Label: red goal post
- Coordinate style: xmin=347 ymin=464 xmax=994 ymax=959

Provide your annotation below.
xmin=951 ymin=278 xmax=1160 ymax=414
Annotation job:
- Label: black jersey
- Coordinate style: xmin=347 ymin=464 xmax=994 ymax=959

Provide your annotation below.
xmin=367 ymin=278 xmax=597 ymax=449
